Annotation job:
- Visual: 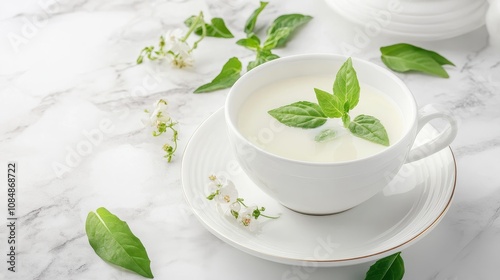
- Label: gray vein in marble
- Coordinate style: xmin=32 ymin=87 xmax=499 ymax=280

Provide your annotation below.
xmin=454 ymin=138 xmax=500 ymax=157
xmin=22 ymin=205 xmax=58 ymax=224
xmin=49 ymin=233 xmax=86 ymax=253
xmin=0 ymin=90 xmax=67 ymax=141
xmin=433 ymin=193 xmax=500 ymax=279
xmin=3 ymin=0 xmax=90 ymax=22
xmin=34 ymin=260 xmax=56 ymax=280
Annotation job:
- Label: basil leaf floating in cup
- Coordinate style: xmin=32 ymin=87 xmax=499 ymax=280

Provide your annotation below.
xmin=380 ymin=43 xmax=455 ymax=78
xmin=349 ymin=115 xmax=390 ymax=146
xmin=268 ymin=101 xmax=327 ymax=129
xmin=333 ymin=57 xmax=360 ymax=111
xmin=268 ymin=57 xmax=390 ymax=146
xmin=85 ymin=207 xmax=154 ymax=279
xmin=365 ymin=252 xmax=405 ymax=280
xmin=314 ymin=129 xmax=337 ymax=143
xmin=314 ymin=88 xmax=343 ymax=118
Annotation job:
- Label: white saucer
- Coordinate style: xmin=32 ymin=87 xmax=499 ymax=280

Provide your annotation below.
xmin=182 ymin=108 xmax=456 ymax=266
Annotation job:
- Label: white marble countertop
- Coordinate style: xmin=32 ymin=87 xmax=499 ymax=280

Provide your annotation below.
xmin=1 ymin=0 xmax=500 ymax=279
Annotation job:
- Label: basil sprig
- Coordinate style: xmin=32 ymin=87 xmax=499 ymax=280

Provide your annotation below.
xmin=184 ymin=16 xmax=234 ymax=38
xmin=194 ymin=2 xmax=312 ymax=93
xmin=243 ymin=13 xmax=312 ymax=71
xmin=380 ymin=43 xmax=454 ymax=78
xmin=269 ymin=57 xmax=390 ymax=146
xmin=86 ymin=207 xmax=154 ymax=278
xmin=365 ymin=252 xmax=405 ymax=280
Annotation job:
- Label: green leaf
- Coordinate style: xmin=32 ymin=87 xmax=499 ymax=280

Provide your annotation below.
xmin=194 ymin=57 xmax=242 ymax=93
xmin=381 ymin=43 xmax=454 ymax=66
xmin=266 ymin=14 xmax=313 ymax=47
xmin=268 ymin=101 xmax=327 ymax=129
xmin=380 ymin=43 xmax=454 ymax=78
xmin=342 ymin=113 xmax=350 ymax=128
xmin=185 ymin=16 xmax=234 ymax=38
xmin=247 ymin=50 xmax=279 ymax=71
xmin=262 ymin=27 xmax=291 ymax=50
xmin=315 ymin=129 xmax=337 ymax=143
xmin=244 ymin=1 xmax=268 ymax=35
xmin=230 ymin=209 xmax=239 ymax=219
xmin=348 ymin=115 xmax=389 ymax=146
xmin=85 ymin=207 xmax=154 ymax=279
xmin=365 ymin=252 xmax=405 ymax=280
xmin=314 ymin=88 xmax=344 ymax=118
xmin=333 ymin=57 xmax=360 ymax=111
xmin=236 ymin=35 xmax=261 ymax=51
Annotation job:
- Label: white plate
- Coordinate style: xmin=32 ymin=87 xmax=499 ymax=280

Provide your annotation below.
xmin=182 ymin=108 xmax=456 ymax=266
xmin=324 ymin=0 xmax=487 ymax=41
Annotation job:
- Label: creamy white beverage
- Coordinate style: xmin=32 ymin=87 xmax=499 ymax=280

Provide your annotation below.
xmin=237 ymin=75 xmax=405 ymax=163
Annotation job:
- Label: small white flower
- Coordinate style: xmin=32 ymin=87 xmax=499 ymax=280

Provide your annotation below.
xmin=163 ymin=29 xmax=193 ymax=68
xmin=143 ymin=99 xmax=171 ymax=127
xmin=230 ymin=202 xmax=241 ymax=212
xmin=238 ymin=207 xmax=259 ymax=232
xmin=207 ymin=181 xmax=219 ymax=193
xmin=216 ymin=180 xmax=238 ymax=204
xmin=215 ymin=175 xmax=229 ymax=186
xmin=164 ymin=29 xmax=185 ymax=50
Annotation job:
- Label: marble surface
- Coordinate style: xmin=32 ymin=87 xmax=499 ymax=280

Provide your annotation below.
xmin=1 ymin=0 xmax=499 ymax=279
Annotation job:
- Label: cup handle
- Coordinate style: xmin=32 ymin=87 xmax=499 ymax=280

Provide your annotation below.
xmin=406 ymin=104 xmax=458 ymax=163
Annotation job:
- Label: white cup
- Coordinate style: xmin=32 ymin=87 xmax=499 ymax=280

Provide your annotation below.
xmin=225 ymin=54 xmax=457 ymax=215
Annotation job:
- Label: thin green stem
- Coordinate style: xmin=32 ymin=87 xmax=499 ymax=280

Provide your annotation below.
xmin=182 ymin=11 xmax=204 ymax=42
xmin=166 ymin=124 xmax=179 ymax=162
xmin=237 ymin=198 xmax=248 ymax=208
xmin=260 ymin=213 xmax=280 ymax=219
xmin=191 ymin=18 xmax=206 ymax=51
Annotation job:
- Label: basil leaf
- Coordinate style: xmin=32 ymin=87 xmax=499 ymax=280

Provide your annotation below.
xmin=244 ymin=1 xmax=268 ymax=35
xmin=86 ymin=207 xmax=154 ymax=279
xmin=381 ymin=43 xmax=454 ymax=66
xmin=262 ymin=27 xmax=291 ymax=50
xmin=348 ymin=115 xmax=389 ymax=146
xmin=314 ymin=88 xmax=343 ymax=118
xmin=185 ymin=16 xmax=234 ymax=38
xmin=247 ymin=50 xmax=279 ymax=71
xmin=194 ymin=57 xmax=242 ymax=93
xmin=380 ymin=43 xmax=453 ymax=78
xmin=342 ymin=113 xmax=350 ymax=128
xmin=333 ymin=57 xmax=360 ymax=111
xmin=268 ymin=101 xmax=327 ymax=129
xmin=266 ymin=14 xmax=313 ymax=47
xmin=315 ymin=129 xmax=337 ymax=142
xmin=365 ymin=252 xmax=405 ymax=280
xmin=236 ymin=35 xmax=261 ymax=51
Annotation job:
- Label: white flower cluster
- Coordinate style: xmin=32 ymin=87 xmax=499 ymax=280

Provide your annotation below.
xmin=162 ymin=29 xmax=193 ymax=68
xmin=136 ymin=28 xmax=194 ymax=69
xmin=143 ymin=99 xmax=179 ymax=162
xmin=206 ymin=175 xmax=279 ymax=231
